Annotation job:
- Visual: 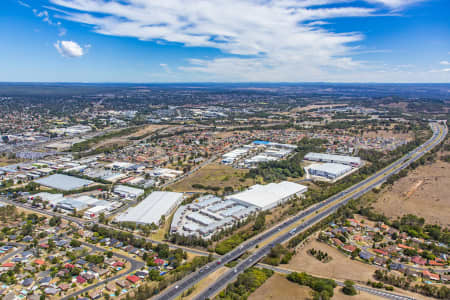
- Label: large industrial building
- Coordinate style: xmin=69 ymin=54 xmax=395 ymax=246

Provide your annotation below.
xmin=114 ymin=185 xmax=145 ymax=199
xmin=226 ymin=181 xmax=308 ymax=211
xmin=171 ymin=182 xmax=307 ymax=239
xmin=222 ymin=141 xmax=296 ymax=167
xmin=304 ymin=152 xmax=361 ymax=167
xmin=115 ymin=191 xmax=184 ymax=225
xmin=170 ymin=195 xmax=258 ymax=239
xmin=34 ymin=174 xmax=93 ymax=191
xmin=306 ymin=163 xmax=352 ymax=180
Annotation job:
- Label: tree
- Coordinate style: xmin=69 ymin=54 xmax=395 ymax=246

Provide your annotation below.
xmin=342 ymin=280 xmax=357 ymax=296
xmin=253 ymin=212 xmax=266 ymax=231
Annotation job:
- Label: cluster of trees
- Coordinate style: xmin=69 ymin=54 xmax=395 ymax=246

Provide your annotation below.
xmin=122 ymin=255 xmax=214 ymax=300
xmin=263 ymin=244 xmax=293 ymax=266
xmin=342 ymin=280 xmax=357 ymax=296
xmin=307 ymin=248 xmax=331 ymax=263
xmin=215 ymin=233 xmax=246 ymax=255
xmin=91 ymin=224 xmax=155 ymax=250
xmin=167 ymin=233 xmax=210 ymax=248
xmin=214 ymin=212 xmax=266 ymax=255
xmin=191 ymin=183 xmax=221 ymax=192
xmin=216 ymin=268 xmax=273 ymax=300
xmin=391 ymin=214 xmax=450 ymax=244
xmin=287 ymin=272 xmax=337 ymax=300
xmin=247 ymin=137 xmax=326 ymax=182
xmin=71 ymin=126 xmax=140 ymax=153
xmin=373 ymin=270 xmax=450 ymax=299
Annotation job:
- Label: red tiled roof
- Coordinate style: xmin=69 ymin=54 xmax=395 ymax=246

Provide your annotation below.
xmin=76 ymin=276 xmax=86 ymax=283
xmin=343 ymin=245 xmax=357 ymax=253
xmin=126 ymin=275 xmax=140 ymax=283
xmin=397 ymin=244 xmax=414 ymax=250
xmin=422 ymin=270 xmax=440 ymax=281
xmin=412 ymin=256 xmax=426 ymax=265
xmin=373 ymin=249 xmax=388 ymax=256
xmin=113 ymin=261 xmax=124 ymax=267
xmin=428 ymin=260 xmax=445 ymax=266
xmin=1 ymin=262 xmax=14 ymax=267
xmin=34 ymin=259 xmax=45 ymax=265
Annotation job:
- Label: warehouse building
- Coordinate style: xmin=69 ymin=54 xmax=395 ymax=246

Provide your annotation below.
xmin=170 ymin=194 xmax=258 ymax=239
xmin=114 ymin=185 xmax=145 ymax=199
xmin=226 ymin=181 xmax=308 ymax=211
xmin=304 ymin=152 xmax=361 ymax=167
xmin=306 ymin=163 xmax=352 ymax=180
xmin=115 ymin=191 xmax=183 ymax=225
xmin=35 ymin=174 xmax=93 ymax=191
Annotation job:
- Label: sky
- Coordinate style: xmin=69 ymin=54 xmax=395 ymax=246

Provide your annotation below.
xmin=1 ymin=0 xmax=449 ymax=83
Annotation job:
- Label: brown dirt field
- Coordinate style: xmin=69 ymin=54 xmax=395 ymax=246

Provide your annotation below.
xmin=249 ymin=274 xmax=384 ymax=300
xmin=372 ymin=160 xmax=450 ymax=227
xmin=169 ymin=163 xmax=256 ymax=193
xmin=128 ymin=124 xmax=167 ymax=138
xmin=362 ymin=130 xmax=413 ymax=141
xmin=249 ymin=273 xmax=312 ymax=300
xmin=290 ymin=104 xmax=348 ymax=113
xmin=287 ymin=239 xmax=379 ymax=284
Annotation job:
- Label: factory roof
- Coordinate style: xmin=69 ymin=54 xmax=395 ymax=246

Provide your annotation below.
xmin=304 ymin=152 xmax=361 ymax=165
xmin=227 ymin=181 xmax=307 ymax=209
xmin=35 ymin=174 xmax=93 ymax=191
xmin=114 ymin=185 xmax=144 ymax=197
xmin=308 ymin=163 xmax=352 ymax=175
xmin=115 ymin=191 xmax=183 ymax=225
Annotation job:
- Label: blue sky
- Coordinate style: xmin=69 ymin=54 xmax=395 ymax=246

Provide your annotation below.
xmin=1 ymin=0 xmax=449 ymax=82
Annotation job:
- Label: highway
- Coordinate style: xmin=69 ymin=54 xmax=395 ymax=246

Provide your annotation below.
xmin=153 ymin=122 xmax=447 ymax=300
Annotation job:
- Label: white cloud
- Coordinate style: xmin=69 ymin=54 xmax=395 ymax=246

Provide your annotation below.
xmin=366 ymin=0 xmax=427 ymax=9
xmin=17 ymin=0 xmax=30 ymax=8
xmin=46 ymin=0 xmax=432 ymax=81
xmin=430 ymin=68 xmax=450 ymax=73
xmin=440 ymin=61 xmax=450 ymax=65
xmin=54 ymin=40 xmax=85 ymax=57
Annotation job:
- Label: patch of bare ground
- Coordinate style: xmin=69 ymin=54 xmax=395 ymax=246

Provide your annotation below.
xmin=287 ymin=239 xmax=379 ymax=284
xmin=290 ymin=104 xmax=348 ymax=113
xmin=249 ymin=274 xmax=384 ymax=300
xmin=248 ymin=273 xmax=313 ymax=300
xmin=169 ymin=162 xmax=255 ymax=193
xmin=286 ymin=238 xmax=437 ymax=300
xmin=128 ymin=124 xmax=167 ymax=138
xmin=362 ymin=130 xmax=413 ymax=141
xmin=372 ymin=160 xmax=450 ymax=227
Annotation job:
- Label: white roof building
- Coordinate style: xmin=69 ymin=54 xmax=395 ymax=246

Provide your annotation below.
xmin=307 ymin=163 xmax=352 ymax=180
xmin=115 ymin=191 xmax=183 ymax=225
xmin=31 ymin=192 xmax=64 ymax=206
xmin=226 ymin=181 xmax=308 ymax=211
xmin=114 ymin=185 xmax=144 ymax=199
xmin=304 ymin=152 xmax=361 ymax=166
xmin=34 ymin=174 xmax=93 ymax=191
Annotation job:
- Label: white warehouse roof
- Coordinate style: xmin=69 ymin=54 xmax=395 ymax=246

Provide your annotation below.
xmin=308 ymin=163 xmax=352 ymax=176
xmin=227 ymin=181 xmax=307 ymax=210
xmin=114 ymin=185 xmax=144 ymax=197
xmin=304 ymin=152 xmax=361 ymax=166
xmin=115 ymin=191 xmax=183 ymax=225
xmin=35 ymin=174 xmax=93 ymax=191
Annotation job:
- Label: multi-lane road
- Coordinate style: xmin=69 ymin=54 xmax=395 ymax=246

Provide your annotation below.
xmin=153 ymin=122 xmax=447 ymax=300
